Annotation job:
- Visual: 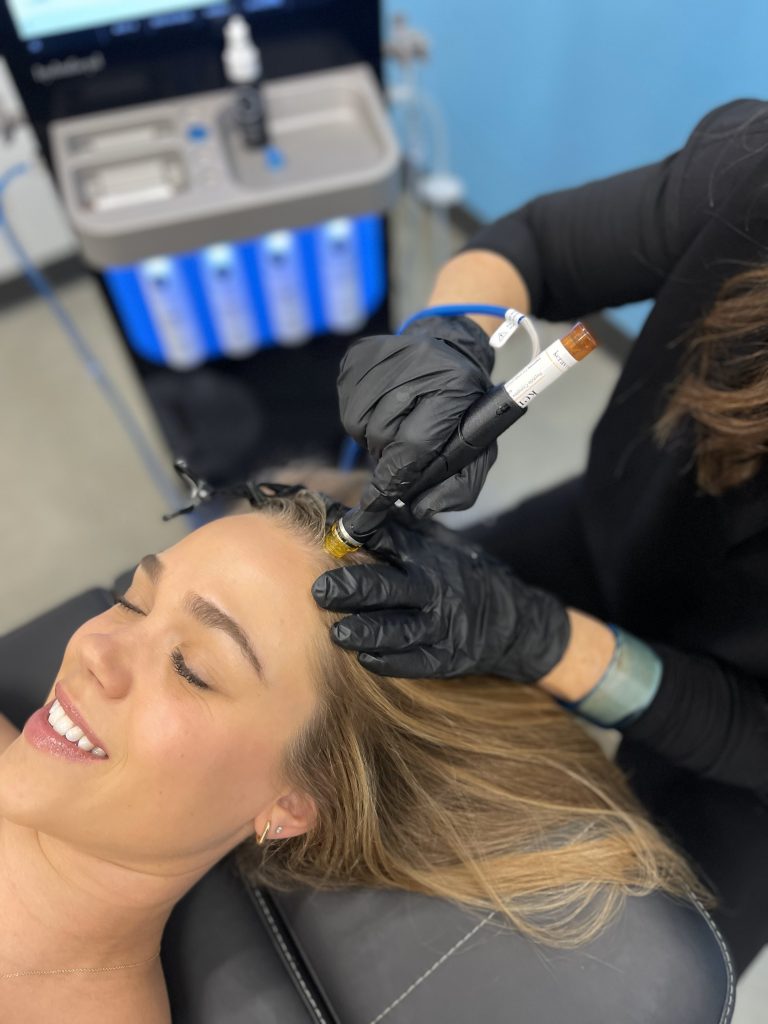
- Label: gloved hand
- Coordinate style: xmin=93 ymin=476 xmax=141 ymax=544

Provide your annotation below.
xmin=312 ymin=513 xmax=571 ymax=682
xmin=337 ymin=315 xmax=497 ymax=535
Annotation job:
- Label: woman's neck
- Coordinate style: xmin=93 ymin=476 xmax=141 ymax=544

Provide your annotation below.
xmin=0 ymin=813 xmax=203 ymax=978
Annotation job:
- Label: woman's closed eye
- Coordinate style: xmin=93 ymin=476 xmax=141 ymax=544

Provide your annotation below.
xmin=112 ymin=595 xmax=211 ymax=691
xmin=169 ymin=649 xmax=210 ymax=691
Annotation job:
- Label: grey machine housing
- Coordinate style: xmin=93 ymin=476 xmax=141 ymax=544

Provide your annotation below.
xmin=48 ymin=62 xmax=400 ymax=268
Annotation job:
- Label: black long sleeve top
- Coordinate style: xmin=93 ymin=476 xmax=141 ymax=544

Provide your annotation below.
xmin=464 ymin=99 xmax=768 ymax=800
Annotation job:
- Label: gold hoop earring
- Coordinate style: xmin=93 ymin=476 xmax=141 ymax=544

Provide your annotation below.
xmin=257 ymin=820 xmax=271 ymax=846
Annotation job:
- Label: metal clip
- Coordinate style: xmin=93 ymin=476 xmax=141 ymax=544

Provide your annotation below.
xmin=162 ymin=459 xmax=215 ymax=521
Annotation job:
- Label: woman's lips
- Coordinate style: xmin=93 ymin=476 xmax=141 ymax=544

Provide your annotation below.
xmin=54 ymin=682 xmax=109 ymax=756
xmin=22 ymin=701 xmax=108 ymax=763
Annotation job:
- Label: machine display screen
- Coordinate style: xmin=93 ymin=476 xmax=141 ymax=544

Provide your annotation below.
xmin=7 ymin=0 xmax=291 ymax=42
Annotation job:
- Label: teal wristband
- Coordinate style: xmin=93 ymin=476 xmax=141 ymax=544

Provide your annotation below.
xmin=558 ymin=625 xmax=663 ymax=729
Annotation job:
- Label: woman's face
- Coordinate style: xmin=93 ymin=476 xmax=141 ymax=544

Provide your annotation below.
xmin=0 ymin=513 xmax=324 ymax=869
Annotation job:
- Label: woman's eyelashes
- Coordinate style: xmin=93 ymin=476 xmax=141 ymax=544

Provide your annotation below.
xmin=170 ymin=649 xmax=210 ymax=691
xmin=114 ymin=594 xmax=142 ymax=615
xmin=112 ymin=595 xmax=211 ymax=691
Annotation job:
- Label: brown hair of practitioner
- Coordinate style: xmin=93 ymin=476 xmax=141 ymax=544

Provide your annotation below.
xmin=657 ymin=264 xmax=768 ymax=494
xmin=233 ymin=488 xmax=704 ymax=948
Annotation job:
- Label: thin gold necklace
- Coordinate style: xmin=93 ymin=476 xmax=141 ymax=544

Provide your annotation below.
xmin=0 ymin=949 xmax=160 ymax=980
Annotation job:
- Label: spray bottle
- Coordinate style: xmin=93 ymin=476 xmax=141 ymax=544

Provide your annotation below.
xmin=222 ymin=15 xmax=268 ymax=148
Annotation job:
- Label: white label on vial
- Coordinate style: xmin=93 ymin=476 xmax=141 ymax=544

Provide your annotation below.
xmin=259 ymin=231 xmax=312 ymax=346
xmin=503 ymin=338 xmax=577 ymax=408
xmin=201 ymin=244 xmax=261 ymax=358
xmin=318 ymin=218 xmax=366 ymax=334
xmin=138 ymin=257 xmax=207 ymax=370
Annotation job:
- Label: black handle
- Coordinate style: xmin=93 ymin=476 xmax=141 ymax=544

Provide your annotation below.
xmin=339 ymin=385 xmax=527 ymax=542
xmin=402 ymin=384 xmax=527 ymax=500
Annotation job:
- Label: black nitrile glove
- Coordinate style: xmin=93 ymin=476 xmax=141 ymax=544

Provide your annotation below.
xmin=312 ymin=513 xmax=571 ymax=682
xmin=337 ymin=316 xmax=497 ymax=534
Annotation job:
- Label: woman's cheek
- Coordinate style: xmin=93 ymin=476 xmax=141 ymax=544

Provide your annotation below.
xmin=135 ymin=709 xmax=203 ymax=763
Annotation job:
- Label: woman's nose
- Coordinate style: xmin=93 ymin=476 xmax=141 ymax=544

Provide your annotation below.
xmin=77 ymin=629 xmax=135 ymax=695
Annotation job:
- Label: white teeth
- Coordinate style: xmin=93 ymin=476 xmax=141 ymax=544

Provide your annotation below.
xmin=47 ymin=699 xmax=105 ymax=757
xmin=52 ymin=716 xmax=73 ymax=737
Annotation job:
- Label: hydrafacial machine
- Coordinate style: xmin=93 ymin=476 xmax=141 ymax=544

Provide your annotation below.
xmin=1 ymin=0 xmax=398 ymax=481
xmin=0 ymin=5 xmax=736 ymax=1020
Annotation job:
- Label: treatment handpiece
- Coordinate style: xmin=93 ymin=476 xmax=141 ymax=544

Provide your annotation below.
xmin=324 ymin=322 xmax=598 ymax=557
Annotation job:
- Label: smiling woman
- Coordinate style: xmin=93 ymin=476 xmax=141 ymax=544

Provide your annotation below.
xmin=0 ymin=488 xmax=704 ymax=1022
xmin=0 ymin=504 xmax=326 ymax=1022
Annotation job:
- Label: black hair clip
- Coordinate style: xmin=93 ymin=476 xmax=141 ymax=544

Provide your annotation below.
xmin=233 ymin=481 xmax=349 ymax=530
xmin=163 ymin=460 xmax=317 ymax=522
xmin=233 ymin=480 xmax=308 ymax=507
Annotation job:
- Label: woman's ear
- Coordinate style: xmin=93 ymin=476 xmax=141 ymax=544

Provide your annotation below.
xmin=257 ymin=790 xmax=317 ymax=841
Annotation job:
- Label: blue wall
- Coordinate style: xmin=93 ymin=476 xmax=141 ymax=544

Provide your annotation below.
xmin=383 ymin=0 xmax=768 ymax=333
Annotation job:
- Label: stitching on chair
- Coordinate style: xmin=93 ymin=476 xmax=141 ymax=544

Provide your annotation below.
xmin=366 ymin=912 xmax=497 ymax=1024
xmin=250 ymin=891 xmax=734 ymax=1024
xmin=253 ymin=890 xmax=330 ymax=1024
xmin=688 ymin=894 xmax=736 ymax=1024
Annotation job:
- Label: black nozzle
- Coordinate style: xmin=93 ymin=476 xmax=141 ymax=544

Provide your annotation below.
xmin=234 ymin=85 xmax=268 ymax=148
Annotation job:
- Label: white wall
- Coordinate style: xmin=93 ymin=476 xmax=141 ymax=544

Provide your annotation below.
xmin=0 ymin=57 xmax=77 ymax=283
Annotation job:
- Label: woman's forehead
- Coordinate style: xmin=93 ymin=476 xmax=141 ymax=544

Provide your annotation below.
xmin=162 ymin=513 xmax=327 ymax=661
xmin=172 ymin=512 xmax=318 ymax=571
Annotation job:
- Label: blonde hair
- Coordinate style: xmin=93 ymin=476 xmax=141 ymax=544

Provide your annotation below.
xmin=233 ymin=488 xmax=705 ymax=946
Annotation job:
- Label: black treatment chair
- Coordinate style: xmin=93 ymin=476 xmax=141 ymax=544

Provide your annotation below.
xmin=0 ymin=583 xmax=735 ymax=1024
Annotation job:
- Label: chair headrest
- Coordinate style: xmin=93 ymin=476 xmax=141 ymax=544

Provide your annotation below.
xmin=265 ymin=884 xmax=734 ymax=1024
xmin=163 ymin=858 xmax=734 ymax=1024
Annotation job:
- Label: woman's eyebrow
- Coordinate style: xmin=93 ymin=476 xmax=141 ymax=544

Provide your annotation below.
xmin=138 ymin=553 xmax=163 ymax=584
xmin=137 ymin=553 xmax=265 ymax=683
xmin=184 ymin=594 xmax=265 ymax=682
